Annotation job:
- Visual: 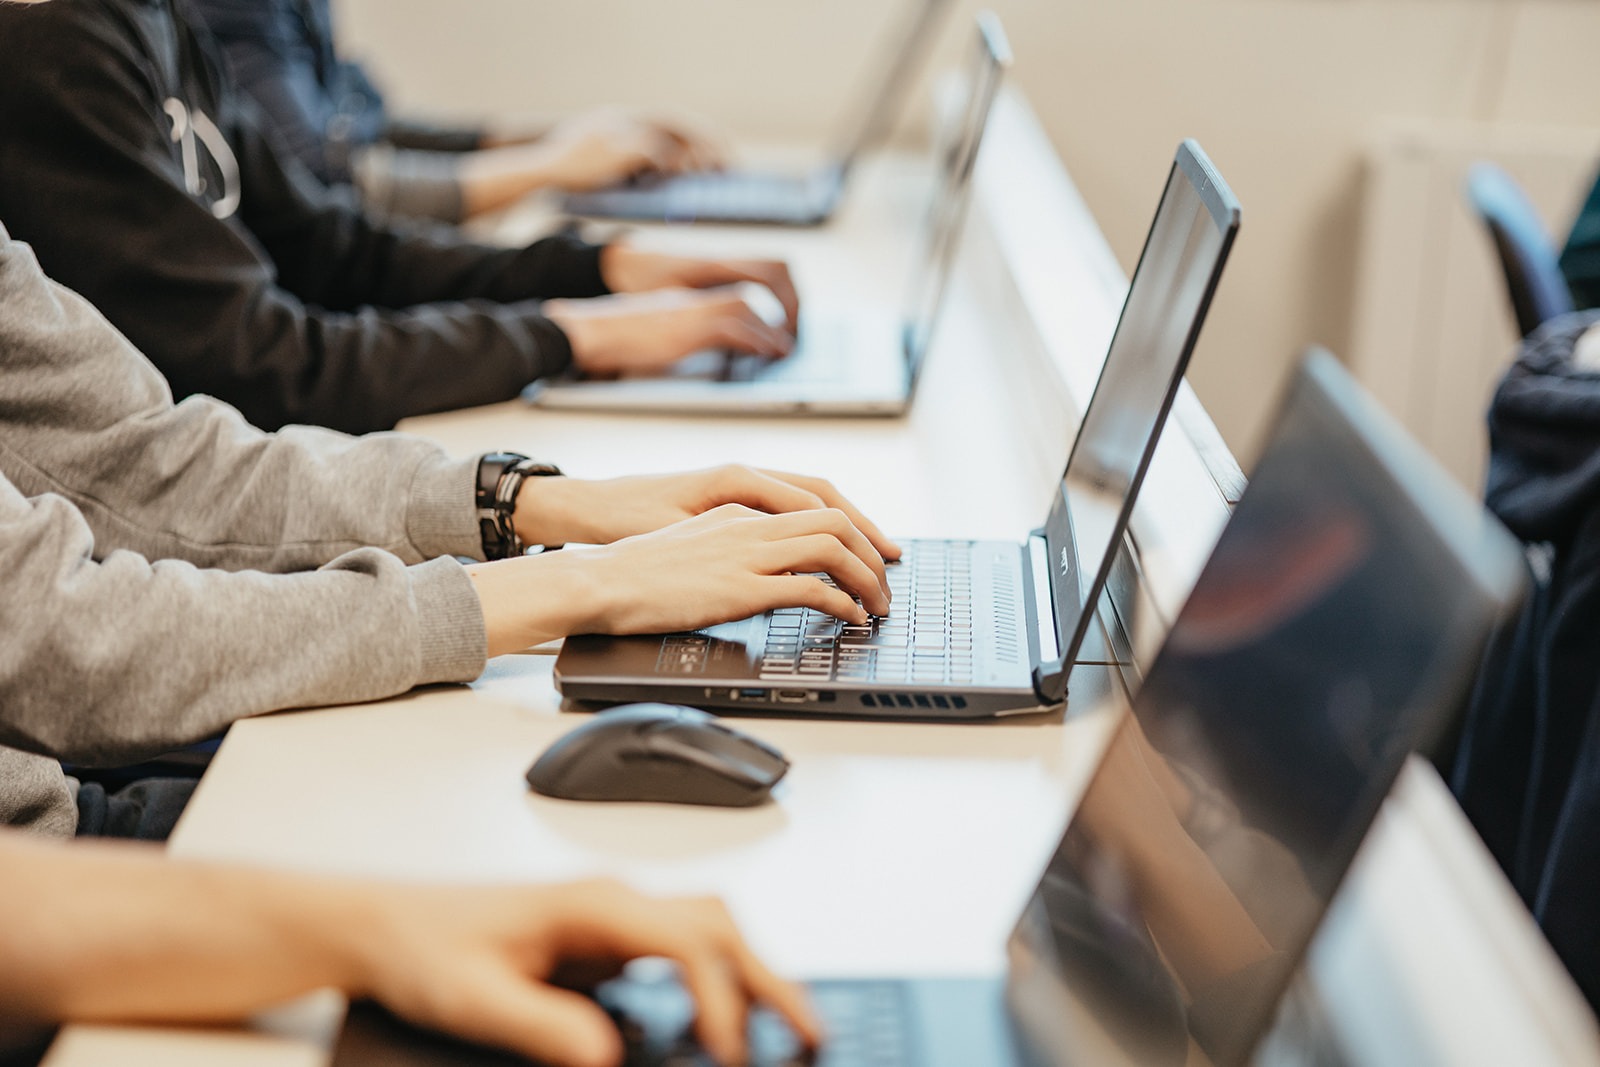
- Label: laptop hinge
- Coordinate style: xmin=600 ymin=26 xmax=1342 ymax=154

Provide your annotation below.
xmin=1025 ymin=532 xmax=1068 ymax=704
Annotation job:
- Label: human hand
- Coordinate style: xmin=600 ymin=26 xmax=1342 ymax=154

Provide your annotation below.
xmin=348 ymin=880 xmax=820 ymax=1067
xmin=545 ymin=288 xmax=794 ymax=376
xmin=469 ymin=505 xmax=892 ymax=655
xmin=535 ymin=109 xmax=727 ymax=191
xmin=0 ymin=839 xmax=815 ymax=1067
xmin=515 ymin=464 xmax=901 ymax=561
xmin=601 ymin=247 xmax=800 ymax=334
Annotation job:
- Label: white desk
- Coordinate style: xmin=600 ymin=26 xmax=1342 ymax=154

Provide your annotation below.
xmin=44 ymin=90 xmax=1599 ymax=1067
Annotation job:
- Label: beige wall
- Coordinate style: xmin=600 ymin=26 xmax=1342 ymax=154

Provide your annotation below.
xmin=337 ymin=0 xmax=1600 ymax=464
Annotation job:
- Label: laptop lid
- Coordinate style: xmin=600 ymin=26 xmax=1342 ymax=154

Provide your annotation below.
xmin=829 ymin=0 xmax=958 ymax=175
xmin=1003 ymin=350 xmax=1527 ymax=1067
xmin=898 ymin=11 xmax=1011 ymax=397
xmin=1032 ymin=141 xmax=1240 ymax=702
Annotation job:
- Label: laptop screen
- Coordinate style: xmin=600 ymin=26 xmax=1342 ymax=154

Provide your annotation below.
xmin=898 ymin=13 xmax=1009 ymax=384
xmin=1004 ymin=352 xmax=1525 ymax=1066
xmin=830 ymin=0 xmax=957 ymax=171
xmin=1036 ymin=141 xmax=1239 ymax=698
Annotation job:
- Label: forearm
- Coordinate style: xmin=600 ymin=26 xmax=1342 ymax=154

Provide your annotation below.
xmin=457 ymin=142 xmax=573 ymax=218
xmin=0 ymin=835 xmax=370 ymax=1030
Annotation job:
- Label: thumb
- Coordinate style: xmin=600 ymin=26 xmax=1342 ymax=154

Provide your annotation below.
xmin=436 ymin=962 xmax=625 ymax=1067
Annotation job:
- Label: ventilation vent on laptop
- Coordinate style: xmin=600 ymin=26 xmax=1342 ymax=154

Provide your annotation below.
xmin=987 ymin=557 xmax=1022 ymax=664
xmin=860 ymin=693 xmax=967 ymax=711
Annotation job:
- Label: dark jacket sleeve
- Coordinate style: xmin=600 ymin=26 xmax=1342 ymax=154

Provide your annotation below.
xmin=383 ymin=114 xmax=488 ymax=155
xmin=0 ymin=2 xmax=608 ymax=433
xmin=189 ymin=0 xmax=363 ymax=185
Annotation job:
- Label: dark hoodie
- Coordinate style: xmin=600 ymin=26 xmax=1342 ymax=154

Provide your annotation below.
xmin=1559 ymin=170 xmax=1600 ymax=311
xmin=0 ymin=0 xmax=608 ymax=433
xmin=1452 ymin=308 xmax=1600 ymax=1010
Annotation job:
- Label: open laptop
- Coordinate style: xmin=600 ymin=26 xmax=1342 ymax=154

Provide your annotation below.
xmin=529 ymin=13 xmax=1010 ymax=417
xmin=558 ymin=0 xmax=954 ymax=227
xmin=553 ymin=138 xmax=1240 ymax=719
xmin=331 ymin=352 xmax=1527 ymax=1066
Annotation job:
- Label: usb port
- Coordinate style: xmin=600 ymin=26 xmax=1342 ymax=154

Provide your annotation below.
xmin=731 ymin=688 xmax=766 ymax=700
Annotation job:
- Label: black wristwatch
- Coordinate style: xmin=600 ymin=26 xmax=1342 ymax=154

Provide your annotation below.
xmin=476 ymin=452 xmax=563 ymax=560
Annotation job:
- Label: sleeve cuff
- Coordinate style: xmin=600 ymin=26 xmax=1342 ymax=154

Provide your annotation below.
xmin=569 ymin=240 xmax=611 ymax=297
xmin=405 ymin=451 xmax=483 ymax=560
xmin=352 ymin=144 xmax=467 ymax=223
xmin=409 ymin=557 xmax=488 ymax=683
xmin=519 ymin=234 xmax=610 ymax=299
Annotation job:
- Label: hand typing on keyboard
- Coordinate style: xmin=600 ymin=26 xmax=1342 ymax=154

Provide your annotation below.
xmin=469 ymin=502 xmax=893 ymax=656
xmin=510 ymin=465 xmax=901 ymax=563
xmin=599 ymin=246 xmax=801 ymax=334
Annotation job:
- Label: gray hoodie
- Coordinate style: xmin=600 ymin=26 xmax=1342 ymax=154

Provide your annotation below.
xmin=0 ymin=221 xmax=493 ymax=833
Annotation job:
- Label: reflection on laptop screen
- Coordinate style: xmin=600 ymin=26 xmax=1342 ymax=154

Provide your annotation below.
xmin=900 ymin=13 xmax=1009 ymax=378
xmin=1005 ymin=354 xmax=1525 ymax=1067
xmin=1043 ymin=142 xmax=1237 ymax=671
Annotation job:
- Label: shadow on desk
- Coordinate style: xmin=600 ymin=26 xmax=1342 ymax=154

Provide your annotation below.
xmin=332 ymin=1003 xmax=519 ymax=1067
xmin=528 ymin=787 xmax=792 ymax=860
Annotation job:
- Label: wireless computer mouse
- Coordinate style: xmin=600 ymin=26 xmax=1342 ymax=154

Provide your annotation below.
xmin=526 ymin=704 xmax=789 ymax=807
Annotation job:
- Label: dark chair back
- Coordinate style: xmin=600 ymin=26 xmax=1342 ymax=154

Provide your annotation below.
xmin=1465 ymin=161 xmax=1575 ymax=337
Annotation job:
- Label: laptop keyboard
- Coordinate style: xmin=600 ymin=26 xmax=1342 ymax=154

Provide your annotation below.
xmin=720 ymin=318 xmax=850 ymax=385
xmin=329 ymin=978 xmax=918 ymax=1067
xmin=649 ymin=173 xmax=815 ymax=217
xmin=600 ymin=975 xmax=917 ymax=1067
xmin=759 ymin=540 xmax=976 ymax=686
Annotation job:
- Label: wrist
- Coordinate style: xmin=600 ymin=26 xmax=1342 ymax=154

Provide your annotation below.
xmin=468 ymin=552 xmax=609 ymax=656
xmin=600 ymin=244 xmax=671 ymax=293
xmin=268 ymin=877 xmax=382 ymax=998
xmin=598 ymin=243 xmax=630 ymax=292
xmin=477 ymin=454 xmax=562 ymax=559
xmin=514 ymin=475 xmax=594 ymax=548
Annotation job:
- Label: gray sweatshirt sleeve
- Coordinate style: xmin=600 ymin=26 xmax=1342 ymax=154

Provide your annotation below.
xmin=0 ymin=749 xmax=78 ymax=836
xmin=0 ymin=473 xmax=485 ymax=766
xmin=0 ymin=224 xmax=483 ymax=573
xmin=352 ymin=143 xmax=468 ymax=224
xmin=0 ymin=224 xmax=492 ymax=768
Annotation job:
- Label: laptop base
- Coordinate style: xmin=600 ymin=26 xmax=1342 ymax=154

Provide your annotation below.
xmin=555 ymin=538 xmax=1053 ymax=722
xmin=528 ymin=313 xmax=912 ymax=416
xmin=560 ymin=166 xmax=844 ymax=227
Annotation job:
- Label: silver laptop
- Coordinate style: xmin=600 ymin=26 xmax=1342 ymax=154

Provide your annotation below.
xmin=332 ymin=352 xmax=1527 ymax=1067
xmin=559 ymin=0 xmax=955 ymax=227
xmin=530 ymin=13 xmax=1010 ymax=417
xmin=553 ymin=140 xmax=1241 ymax=719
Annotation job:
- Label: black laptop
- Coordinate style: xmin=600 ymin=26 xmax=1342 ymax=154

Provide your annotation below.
xmin=554 ymin=139 xmax=1241 ymax=720
xmin=332 ymin=352 xmax=1527 ymax=1065
xmin=558 ymin=0 xmax=954 ymax=227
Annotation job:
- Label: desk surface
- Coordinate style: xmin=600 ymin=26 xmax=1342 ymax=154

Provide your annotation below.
xmin=45 ymin=90 xmax=1600 ymax=1067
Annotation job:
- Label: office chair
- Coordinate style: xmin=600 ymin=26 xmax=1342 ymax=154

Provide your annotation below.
xmin=1464 ymin=160 xmax=1575 ymax=337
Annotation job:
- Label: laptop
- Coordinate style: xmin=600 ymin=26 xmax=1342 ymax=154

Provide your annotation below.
xmin=553 ymin=138 xmax=1240 ymax=719
xmin=330 ymin=351 xmax=1527 ymax=1067
xmin=558 ymin=0 xmax=955 ymax=227
xmin=529 ymin=13 xmax=1010 ymax=417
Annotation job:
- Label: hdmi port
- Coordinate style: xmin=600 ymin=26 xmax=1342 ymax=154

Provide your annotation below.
xmin=772 ymin=690 xmax=812 ymax=704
